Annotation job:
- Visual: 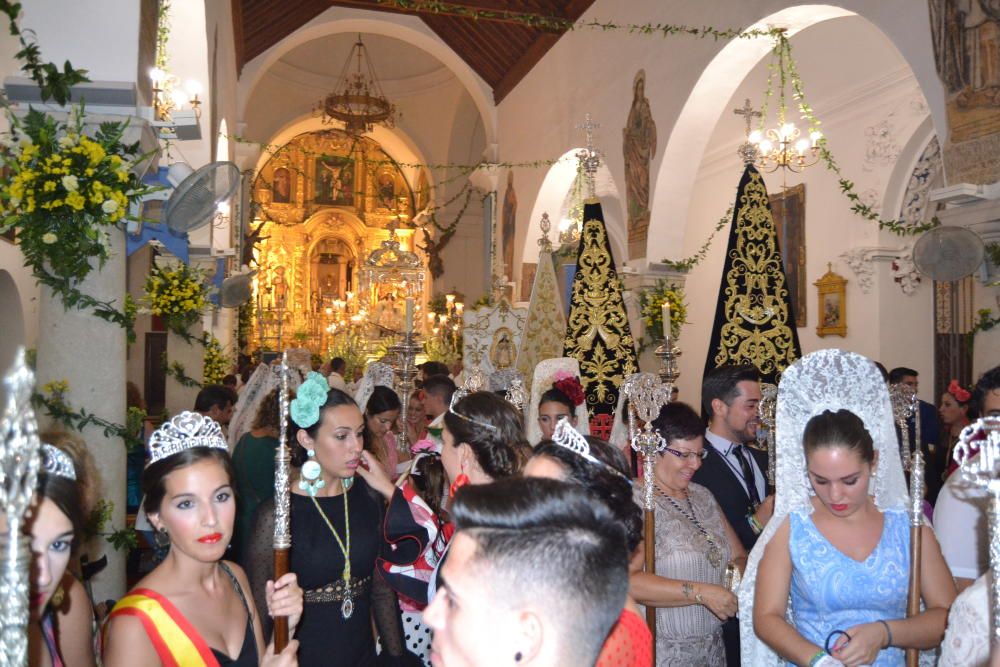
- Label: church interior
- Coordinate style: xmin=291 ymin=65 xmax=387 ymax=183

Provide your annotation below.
xmin=0 ymin=1 xmax=999 ymax=664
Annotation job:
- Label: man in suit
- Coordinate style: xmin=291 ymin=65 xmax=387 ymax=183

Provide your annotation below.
xmin=888 ymin=366 xmax=943 ymax=504
xmin=693 ymin=364 xmax=775 ymax=667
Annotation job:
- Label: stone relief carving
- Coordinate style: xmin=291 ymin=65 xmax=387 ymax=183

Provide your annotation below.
xmin=900 ymin=137 xmax=943 ymax=229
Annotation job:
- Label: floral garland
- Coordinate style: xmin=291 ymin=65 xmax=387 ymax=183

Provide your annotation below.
xmin=143 ymin=263 xmax=210 ymax=335
xmin=972 ymin=308 xmax=1000 ymax=336
xmin=162 ymin=354 xmax=201 ymax=388
xmin=638 ymin=280 xmax=688 ymax=350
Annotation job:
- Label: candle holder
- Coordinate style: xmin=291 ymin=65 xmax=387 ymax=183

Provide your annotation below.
xmin=389 ymin=331 xmax=423 ymax=453
xmin=654 ymin=337 xmax=682 ymax=387
xmin=953 ymin=416 xmax=1000 ymax=642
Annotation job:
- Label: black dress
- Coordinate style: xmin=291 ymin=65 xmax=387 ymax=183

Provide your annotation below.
xmin=246 ymin=476 xmax=415 ymax=667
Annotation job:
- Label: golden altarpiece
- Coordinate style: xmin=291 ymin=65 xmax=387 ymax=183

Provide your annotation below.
xmin=251 ymin=129 xmax=429 ymax=355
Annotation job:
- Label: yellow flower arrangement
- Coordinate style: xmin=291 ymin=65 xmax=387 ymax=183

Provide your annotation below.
xmin=143 ymin=263 xmax=210 ymax=335
xmin=202 ymin=335 xmax=229 ymax=385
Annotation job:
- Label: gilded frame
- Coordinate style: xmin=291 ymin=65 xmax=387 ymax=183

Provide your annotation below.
xmin=814 ymin=263 xmax=847 ymax=337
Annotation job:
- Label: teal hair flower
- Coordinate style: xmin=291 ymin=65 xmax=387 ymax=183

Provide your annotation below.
xmin=290 ymin=372 xmax=330 ymax=428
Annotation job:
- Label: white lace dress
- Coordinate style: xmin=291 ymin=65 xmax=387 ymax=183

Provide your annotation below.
xmin=940 ymin=573 xmax=990 ymax=667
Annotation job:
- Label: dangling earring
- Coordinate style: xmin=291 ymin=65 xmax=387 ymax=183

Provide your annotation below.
xmin=154 ymin=527 xmax=170 ymax=548
xmin=449 ymin=472 xmax=470 ymax=499
xmin=299 ymin=448 xmax=326 ymax=497
xmin=50 ymin=585 xmax=65 ymax=608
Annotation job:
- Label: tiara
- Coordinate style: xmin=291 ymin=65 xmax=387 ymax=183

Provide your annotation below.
xmin=40 ymin=444 xmax=76 ymax=480
xmin=147 ymin=411 xmax=228 ymax=466
xmin=449 ymin=390 xmax=500 ymax=432
xmin=552 ymin=419 xmax=630 ymax=483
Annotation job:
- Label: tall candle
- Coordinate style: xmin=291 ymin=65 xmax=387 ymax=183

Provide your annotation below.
xmin=662 ymin=301 xmax=671 ymax=340
xmin=404 ymin=298 xmax=414 ymax=333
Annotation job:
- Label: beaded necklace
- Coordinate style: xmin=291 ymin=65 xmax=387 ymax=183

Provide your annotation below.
xmin=654 ymin=481 xmax=723 ymax=567
xmin=310 ymin=484 xmax=354 ymax=619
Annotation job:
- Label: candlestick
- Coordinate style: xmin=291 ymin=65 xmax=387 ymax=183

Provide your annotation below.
xmin=404 ymin=298 xmax=414 ymax=333
xmin=662 ymin=301 xmax=671 ymax=340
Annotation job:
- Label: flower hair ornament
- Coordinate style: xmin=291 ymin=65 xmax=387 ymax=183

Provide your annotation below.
xmin=947 ymin=379 xmax=972 ymax=403
xmin=551 ymin=419 xmax=630 ymax=483
xmin=40 ymin=444 xmax=76 ymax=480
xmin=290 ymin=371 xmax=333 ymax=496
xmin=147 ymin=412 xmax=228 ymax=466
xmin=551 ymin=371 xmax=585 ymax=406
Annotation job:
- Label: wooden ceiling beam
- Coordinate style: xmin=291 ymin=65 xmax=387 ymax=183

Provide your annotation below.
xmin=492 ymin=32 xmax=560 ymax=103
xmin=326 ymin=0 xmax=568 ymax=32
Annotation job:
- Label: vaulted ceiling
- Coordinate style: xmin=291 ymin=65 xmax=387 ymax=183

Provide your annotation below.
xmin=232 ymin=0 xmax=596 ymax=103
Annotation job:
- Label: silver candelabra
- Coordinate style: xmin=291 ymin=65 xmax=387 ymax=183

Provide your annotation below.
xmin=390 ymin=331 xmax=423 ymax=453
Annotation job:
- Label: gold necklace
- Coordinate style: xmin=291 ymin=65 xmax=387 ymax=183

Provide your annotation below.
xmin=653 ymin=481 xmax=723 ymax=568
xmin=310 ymin=484 xmax=353 ymax=619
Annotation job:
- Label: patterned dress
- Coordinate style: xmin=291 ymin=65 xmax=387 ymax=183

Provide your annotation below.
xmin=636 ymin=482 xmax=730 ymax=666
xmin=788 ymin=509 xmax=910 ymax=667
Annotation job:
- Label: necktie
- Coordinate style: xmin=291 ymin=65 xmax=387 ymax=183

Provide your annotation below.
xmin=734 ymin=444 xmax=761 ymax=507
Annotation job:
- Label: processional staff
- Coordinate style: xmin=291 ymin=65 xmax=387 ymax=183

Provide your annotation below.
xmin=905 ymin=450 xmax=925 ymax=667
xmin=273 ymin=351 xmax=291 ymax=651
xmin=624 ymin=372 xmax=673 ymax=657
xmin=889 ymin=383 xmax=917 ymax=472
xmin=758 ymin=382 xmax=778 ymax=486
xmin=953 ymin=417 xmax=1000 ymax=651
xmin=0 ymin=349 xmax=43 ymax=667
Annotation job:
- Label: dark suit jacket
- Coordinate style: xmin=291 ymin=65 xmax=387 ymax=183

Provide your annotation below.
xmin=692 ymin=444 xmax=770 ymax=551
xmin=895 ymin=399 xmax=944 ymax=504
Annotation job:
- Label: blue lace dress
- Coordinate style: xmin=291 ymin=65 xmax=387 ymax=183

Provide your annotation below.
xmin=788 ymin=508 xmax=909 ymax=667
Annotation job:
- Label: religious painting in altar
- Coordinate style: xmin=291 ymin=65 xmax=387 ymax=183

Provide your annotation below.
xmin=814 ymin=264 xmax=847 ymax=337
xmin=272 ymin=167 xmax=293 ymax=204
xmin=929 ymin=0 xmax=1000 ymax=184
xmin=463 ymin=299 xmax=527 ymax=380
xmin=769 ymin=184 xmax=807 ymax=327
xmin=623 ymin=69 xmax=656 ymax=260
xmin=315 ymin=156 xmax=355 ymax=206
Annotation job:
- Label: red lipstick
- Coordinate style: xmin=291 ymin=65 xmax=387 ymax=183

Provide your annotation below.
xmin=831 ymin=503 xmax=849 ymax=512
xmin=197 ymin=533 xmax=223 ymax=544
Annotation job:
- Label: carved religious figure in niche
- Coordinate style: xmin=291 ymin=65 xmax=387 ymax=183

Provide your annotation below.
xmin=623 ymin=69 xmax=657 ymax=259
xmin=501 ymin=171 xmax=517 ymax=281
xmin=490 ymin=327 xmax=515 ymax=370
xmin=273 ymin=167 xmax=292 ymax=204
xmin=316 ymin=157 xmax=354 ymax=206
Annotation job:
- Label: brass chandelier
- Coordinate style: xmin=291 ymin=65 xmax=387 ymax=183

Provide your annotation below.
xmin=316 ymin=35 xmax=396 ymax=135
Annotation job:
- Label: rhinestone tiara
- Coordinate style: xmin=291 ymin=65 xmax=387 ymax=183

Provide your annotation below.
xmin=147 ymin=411 xmax=228 ymax=466
xmin=552 ymin=419 xmax=630 ymax=483
xmin=40 ymin=444 xmax=76 ymax=480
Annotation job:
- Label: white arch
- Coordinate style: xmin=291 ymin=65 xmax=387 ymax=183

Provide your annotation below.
xmin=647 ymin=3 xmax=947 ymax=262
xmin=237 ymin=10 xmax=496 ymax=145
xmin=523 ymin=149 xmax=626 ymax=268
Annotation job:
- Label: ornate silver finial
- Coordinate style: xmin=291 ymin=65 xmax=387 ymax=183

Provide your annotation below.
xmin=623 ymin=372 xmax=672 ymax=510
xmin=463 ymin=366 xmax=488 ymax=394
xmin=40 ymin=444 xmax=76 ymax=480
xmin=889 ymin=383 xmax=916 ymax=471
xmin=505 ymin=376 xmax=528 ymax=413
xmin=757 ymin=382 xmax=778 ymax=485
xmin=147 ymin=411 xmax=228 ymax=466
xmin=538 ymin=213 xmax=554 ymax=253
xmin=575 ymin=113 xmax=602 ymax=198
xmin=274 ymin=351 xmax=292 ymax=551
xmin=0 ymin=347 xmax=43 ymax=666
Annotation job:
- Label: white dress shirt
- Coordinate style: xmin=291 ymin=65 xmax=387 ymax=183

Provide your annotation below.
xmin=704 ymin=429 xmax=766 ymax=501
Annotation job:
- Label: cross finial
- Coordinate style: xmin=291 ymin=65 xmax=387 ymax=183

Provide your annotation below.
xmin=577 ymin=113 xmax=600 ymax=153
xmin=538 ymin=213 xmax=553 ymax=253
xmin=733 ymin=99 xmax=762 ymax=136
xmin=575 ymin=113 xmax=602 ymax=198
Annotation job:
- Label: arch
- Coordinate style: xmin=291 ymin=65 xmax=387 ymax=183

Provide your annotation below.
xmin=523 ymin=149 xmax=626 ymax=268
xmin=0 ymin=270 xmax=25 ymax=397
xmin=236 ymin=12 xmax=496 ymax=145
xmin=648 ymin=3 xmax=947 ymax=262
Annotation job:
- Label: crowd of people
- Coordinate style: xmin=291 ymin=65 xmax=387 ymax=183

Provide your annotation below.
xmin=18 ymin=351 xmax=1000 ymax=666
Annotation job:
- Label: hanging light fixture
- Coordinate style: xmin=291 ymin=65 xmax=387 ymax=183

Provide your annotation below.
xmin=315 ymin=35 xmax=396 ymax=135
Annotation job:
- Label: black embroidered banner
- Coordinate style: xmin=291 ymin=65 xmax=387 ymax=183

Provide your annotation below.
xmin=703 ymin=166 xmax=802 ymax=385
xmin=563 ymin=199 xmax=638 ymax=430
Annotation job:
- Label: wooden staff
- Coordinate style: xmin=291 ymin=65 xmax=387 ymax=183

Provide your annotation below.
xmin=273 ymin=352 xmax=292 ymax=651
xmin=906 ymin=451 xmax=925 ymax=667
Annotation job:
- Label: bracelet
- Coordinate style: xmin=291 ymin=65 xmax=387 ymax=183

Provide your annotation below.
xmin=877 ymin=619 xmax=892 ymax=648
xmin=808 ymin=650 xmax=828 ymax=667
xmin=681 ymin=582 xmax=703 ymax=604
xmin=748 ymin=513 xmax=763 ymax=535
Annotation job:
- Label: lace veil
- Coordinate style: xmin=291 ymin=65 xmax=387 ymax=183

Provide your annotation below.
xmin=353 ymin=361 xmax=396 ymax=413
xmin=227 ymin=349 xmax=312 ymax=449
xmin=738 ymin=349 xmax=909 ymax=666
xmin=525 ymin=357 xmax=590 ymax=445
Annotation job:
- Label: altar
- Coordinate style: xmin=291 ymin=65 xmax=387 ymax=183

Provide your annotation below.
xmin=249 ymin=129 xmax=430 ymax=358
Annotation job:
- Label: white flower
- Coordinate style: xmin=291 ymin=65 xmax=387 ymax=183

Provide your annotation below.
xmin=10 ymin=197 xmax=20 ymax=208
xmin=57 ymin=135 xmax=76 ymax=149
xmin=61 ymin=175 xmax=79 ymax=192
xmin=42 ymin=232 xmax=58 ymax=244
xmin=101 ymin=199 xmax=119 ymax=214
xmin=19 ymin=136 xmax=32 ymax=148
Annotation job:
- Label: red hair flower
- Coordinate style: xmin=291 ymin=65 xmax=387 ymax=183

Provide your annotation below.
xmin=552 ymin=376 xmax=585 ymax=407
xmin=948 ymin=379 xmax=971 ymax=403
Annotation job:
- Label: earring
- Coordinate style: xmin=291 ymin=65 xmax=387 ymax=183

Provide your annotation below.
xmin=449 ymin=473 xmax=470 ymax=499
xmin=299 ymin=448 xmax=326 ymax=497
xmin=50 ymin=585 xmax=65 ymax=608
xmin=514 ymin=652 xmax=522 ymax=662
xmin=154 ymin=527 xmax=170 ymax=548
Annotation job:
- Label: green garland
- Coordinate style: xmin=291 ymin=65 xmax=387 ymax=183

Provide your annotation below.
xmin=972 ymin=308 xmax=1000 ymax=335
xmin=161 ymin=353 xmax=202 ymax=388
xmin=662 ymin=206 xmax=733 ymax=272
xmin=33 ymin=379 xmax=143 ymax=452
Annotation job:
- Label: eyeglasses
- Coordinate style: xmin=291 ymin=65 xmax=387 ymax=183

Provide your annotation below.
xmin=663 ymin=447 xmax=708 ymax=461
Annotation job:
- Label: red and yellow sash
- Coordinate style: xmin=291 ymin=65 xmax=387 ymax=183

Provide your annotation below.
xmin=108 ymin=588 xmax=221 ymax=667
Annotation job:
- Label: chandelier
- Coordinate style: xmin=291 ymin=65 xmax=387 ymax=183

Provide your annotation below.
xmin=735 ymin=98 xmax=821 ymax=173
xmin=316 ymin=35 xmax=396 ymax=135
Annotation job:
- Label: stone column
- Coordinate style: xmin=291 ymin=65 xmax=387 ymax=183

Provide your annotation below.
xmin=36 ymin=232 xmax=128 ymax=603
xmin=165 ymin=322 xmax=205 ymax=417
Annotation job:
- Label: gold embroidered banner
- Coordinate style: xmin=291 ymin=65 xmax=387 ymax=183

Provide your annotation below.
xmin=516 ymin=250 xmax=566 ymax=393
xmin=563 ymin=200 xmax=638 ymax=423
xmin=704 ymin=166 xmax=801 ymax=384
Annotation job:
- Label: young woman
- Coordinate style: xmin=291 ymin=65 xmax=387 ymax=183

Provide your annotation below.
xmin=232 ymin=387 xmax=281 ymax=561
xmin=939 ymin=379 xmax=974 ymax=477
xmin=28 ymin=443 xmax=95 ymax=667
xmin=363 ymin=385 xmax=403 ymax=478
xmin=526 ymin=358 xmax=589 ymax=445
xmin=743 ymin=350 xmax=957 ymax=667
xmin=525 ymin=422 xmax=651 ymax=667
xmin=103 ymin=411 xmax=302 ymax=667
xmin=245 ymin=373 xmax=417 ymax=666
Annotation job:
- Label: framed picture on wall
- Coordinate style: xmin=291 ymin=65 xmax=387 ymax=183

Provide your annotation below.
xmin=814 ymin=263 xmax=847 ymax=337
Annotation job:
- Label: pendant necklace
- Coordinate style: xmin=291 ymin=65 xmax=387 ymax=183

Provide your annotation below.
xmin=311 ymin=482 xmax=354 ymax=619
xmin=655 ymin=483 xmax=723 ymax=567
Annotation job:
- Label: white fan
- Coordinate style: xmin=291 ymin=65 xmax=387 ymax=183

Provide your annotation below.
xmin=162 ymin=161 xmax=241 ymax=234
xmin=912 ymin=226 xmax=985 ymax=282
xmin=219 ymin=271 xmax=256 ymax=308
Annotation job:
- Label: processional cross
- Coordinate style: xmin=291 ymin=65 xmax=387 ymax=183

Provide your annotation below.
xmin=575 ymin=113 xmax=602 ymax=197
xmin=733 ymin=98 xmax=762 ymax=166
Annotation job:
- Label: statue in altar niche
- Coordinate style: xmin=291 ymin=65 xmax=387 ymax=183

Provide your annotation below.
xmin=373 ymin=287 xmax=404 ymax=331
xmin=490 ymin=327 xmax=516 ymax=370
xmin=270 ymin=265 xmax=288 ymax=309
xmin=623 ymin=69 xmax=657 ymax=259
xmin=501 ymin=171 xmax=517 ymax=282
